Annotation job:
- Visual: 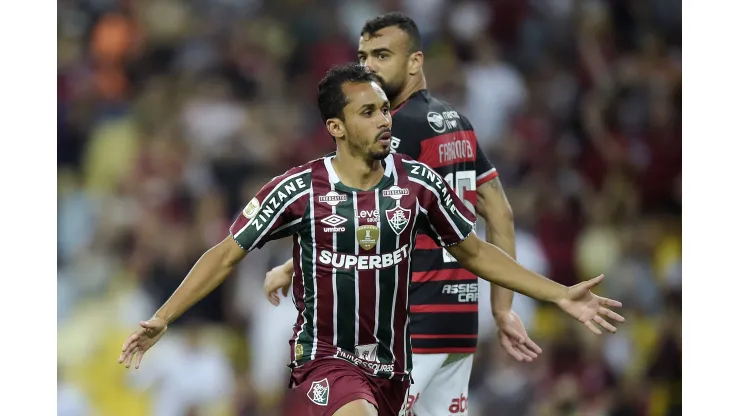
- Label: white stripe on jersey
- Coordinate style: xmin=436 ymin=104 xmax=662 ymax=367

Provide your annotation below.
xmin=476 ymin=167 xmax=497 ymax=182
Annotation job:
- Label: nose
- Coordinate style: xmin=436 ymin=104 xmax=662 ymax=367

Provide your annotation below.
xmin=378 ymin=111 xmax=390 ymax=129
xmin=363 ymin=58 xmax=378 ymax=73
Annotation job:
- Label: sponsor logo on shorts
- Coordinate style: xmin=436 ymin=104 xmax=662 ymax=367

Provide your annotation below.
xmin=307 ymin=378 xmax=330 ymax=406
xmin=336 ymin=348 xmax=394 ymax=373
xmin=448 ymin=394 xmax=468 ymax=414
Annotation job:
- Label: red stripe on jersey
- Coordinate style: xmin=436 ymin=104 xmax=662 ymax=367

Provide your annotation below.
xmin=411 ymin=347 xmax=477 ymax=354
xmin=476 ymin=168 xmax=499 ymax=187
xmin=355 ymin=191 xmax=379 ymax=345
xmin=411 ymin=268 xmax=476 ymax=283
xmin=410 ymin=304 xmax=478 ymax=313
xmin=289 ymin=234 xmax=305 ymax=363
xmin=414 ymin=234 xmax=440 ymax=250
xmin=411 ymin=334 xmax=478 ymax=339
xmin=392 ymin=165 xmax=415 ymax=370
xmin=310 ymin=170 xmax=337 ymax=351
xmin=418 ymin=130 xmax=477 ymax=168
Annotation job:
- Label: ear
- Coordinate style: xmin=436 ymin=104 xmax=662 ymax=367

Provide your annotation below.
xmin=326 ymin=118 xmax=346 ymax=141
xmin=408 ymin=51 xmax=424 ymax=76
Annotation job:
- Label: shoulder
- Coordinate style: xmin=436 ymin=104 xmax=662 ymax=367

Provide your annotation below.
xmin=396 ymin=156 xmax=446 ymax=190
xmin=254 ymin=160 xmax=321 ymax=210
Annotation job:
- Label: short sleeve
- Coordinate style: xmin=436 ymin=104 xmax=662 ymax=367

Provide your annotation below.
xmin=474 ymin=138 xmax=498 ymax=187
xmin=229 ymin=167 xmax=312 ymax=251
xmin=404 ymin=159 xmax=477 ymax=247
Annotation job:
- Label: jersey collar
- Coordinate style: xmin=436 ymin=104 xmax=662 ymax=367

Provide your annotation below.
xmin=323 ymin=153 xmax=395 ymax=186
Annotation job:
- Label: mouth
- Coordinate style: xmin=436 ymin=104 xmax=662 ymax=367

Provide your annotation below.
xmin=377 ymin=131 xmax=392 ymax=145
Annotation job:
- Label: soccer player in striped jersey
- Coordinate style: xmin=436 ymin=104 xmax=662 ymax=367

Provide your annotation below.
xmin=118 ymin=63 xmax=624 ymax=416
xmin=268 ymin=12 xmax=540 ymax=415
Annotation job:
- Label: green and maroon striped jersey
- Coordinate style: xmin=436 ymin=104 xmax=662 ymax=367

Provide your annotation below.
xmin=229 ymin=153 xmax=477 ymax=380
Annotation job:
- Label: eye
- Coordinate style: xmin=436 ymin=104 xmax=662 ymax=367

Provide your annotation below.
xmin=363 ymin=110 xmax=373 ymax=117
xmin=378 ymin=53 xmax=389 ymax=60
xmin=382 ymin=107 xmax=390 ymax=115
xmin=358 ymin=56 xmax=366 ymax=64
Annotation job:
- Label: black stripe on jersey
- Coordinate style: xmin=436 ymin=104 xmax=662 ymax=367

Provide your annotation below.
xmin=410 ymin=312 xmax=478 ymax=337
xmin=410 ymin=248 xmax=465 ymax=272
xmin=410 ymin=334 xmax=477 ymax=350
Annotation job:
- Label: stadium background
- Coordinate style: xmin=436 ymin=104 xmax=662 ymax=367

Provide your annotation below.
xmin=57 ymin=0 xmax=681 ymax=415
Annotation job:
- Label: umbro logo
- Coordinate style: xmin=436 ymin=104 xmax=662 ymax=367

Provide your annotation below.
xmin=321 ymin=214 xmax=347 ymax=233
xmin=321 ymin=214 xmax=347 ymax=227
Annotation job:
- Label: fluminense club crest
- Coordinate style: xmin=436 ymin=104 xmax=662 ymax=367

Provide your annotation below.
xmin=385 ymin=205 xmax=411 ymax=235
xmin=307 ymin=378 xmax=330 ymax=406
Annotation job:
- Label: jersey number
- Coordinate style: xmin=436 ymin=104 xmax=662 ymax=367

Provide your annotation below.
xmin=442 ymin=170 xmax=476 ymax=263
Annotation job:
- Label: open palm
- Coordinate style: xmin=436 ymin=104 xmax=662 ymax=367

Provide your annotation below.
xmin=117 ymin=318 xmax=168 ymax=369
xmin=557 ymin=274 xmax=625 ymax=335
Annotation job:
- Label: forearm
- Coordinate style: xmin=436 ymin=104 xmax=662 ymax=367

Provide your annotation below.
xmin=454 ymin=239 xmax=565 ymax=304
xmin=485 ymin=219 xmax=516 ymax=314
xmin=281 ymin=258 xmax=293 ymax=273
xmin=154 ymin=245 xmax=240 ymax=324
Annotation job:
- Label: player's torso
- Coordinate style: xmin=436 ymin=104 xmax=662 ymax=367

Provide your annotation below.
xmin=391 ymin=91 xmax=481 ymax=354
xmin=291 ymin=155 xmax=418 ymax=379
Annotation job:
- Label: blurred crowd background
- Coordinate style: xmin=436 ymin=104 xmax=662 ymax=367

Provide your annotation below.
xmin=57 ymin=0 xmax=681 ymax=415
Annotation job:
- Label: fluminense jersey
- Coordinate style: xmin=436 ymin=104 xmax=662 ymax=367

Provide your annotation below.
xmin=389 ymin=90 xmax=499 ymax=354
xmin=229 ymin=153 xmax=476 ymax=380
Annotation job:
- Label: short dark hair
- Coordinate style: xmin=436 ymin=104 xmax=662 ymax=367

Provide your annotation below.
xmin=317 ymin=63 xmax=381 ymax=123
xmin=361 ymin=12 xmax=422 ymax=53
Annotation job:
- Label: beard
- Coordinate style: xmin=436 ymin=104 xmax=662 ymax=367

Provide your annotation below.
xmin=346 ymin=135 xmax=391 ymax=161
xmin=369 ymin=147 xmax=391 ymax=160
xmin=377 ymin=77 xmax=404 ymax=103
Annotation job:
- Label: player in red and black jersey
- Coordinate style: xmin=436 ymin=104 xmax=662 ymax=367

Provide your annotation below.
xmin=353 ymin=13 xmax=543 ymax=414
xmin=114 ymin=64 xmax=624 ymax=416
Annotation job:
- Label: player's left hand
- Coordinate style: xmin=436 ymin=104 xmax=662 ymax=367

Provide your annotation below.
xmin=557 ymin=274 xmax=625 ymax=335
xmin=264 ymin=264 xmax=292 ymax=306
xmin=494 ymin=310 xmax=542 ymax=362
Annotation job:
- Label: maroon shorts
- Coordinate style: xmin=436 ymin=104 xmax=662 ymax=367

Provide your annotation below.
xmin=284 ymin=358 xmax=410 ymax=416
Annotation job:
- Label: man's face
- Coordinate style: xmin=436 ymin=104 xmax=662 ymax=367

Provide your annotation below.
xmin=358 ymin=26 xmax=411 ymax=103
xmin=338 ymin=81 xmax=392 ymax=160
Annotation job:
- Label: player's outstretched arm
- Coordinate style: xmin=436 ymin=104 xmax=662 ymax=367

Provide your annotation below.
xmin=117 ymin=236 xmax=247 ymax=369
xmin=153 ymin=236 xmax=247 ymax=323
xmin=446 ymin=234 xmax=624 ymax=335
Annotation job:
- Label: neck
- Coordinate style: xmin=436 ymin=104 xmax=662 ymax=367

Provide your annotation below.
xmin=332 ymin=146 xmax=385 ymax=190
xmin=391 ymin=72 xmax=426 ymax=110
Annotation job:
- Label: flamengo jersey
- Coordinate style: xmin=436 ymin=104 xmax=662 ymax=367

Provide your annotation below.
xmin=229 ymin=153 xmax=476 ymax=380
xmin=390 ymin=90 xmax=499 ymax=354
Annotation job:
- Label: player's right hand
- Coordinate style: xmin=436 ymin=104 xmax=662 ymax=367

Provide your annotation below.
xmin=117 ymin=317 xmax=167 ymax=369
xmin=264 ymin=264 xmax=292 ymax=306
